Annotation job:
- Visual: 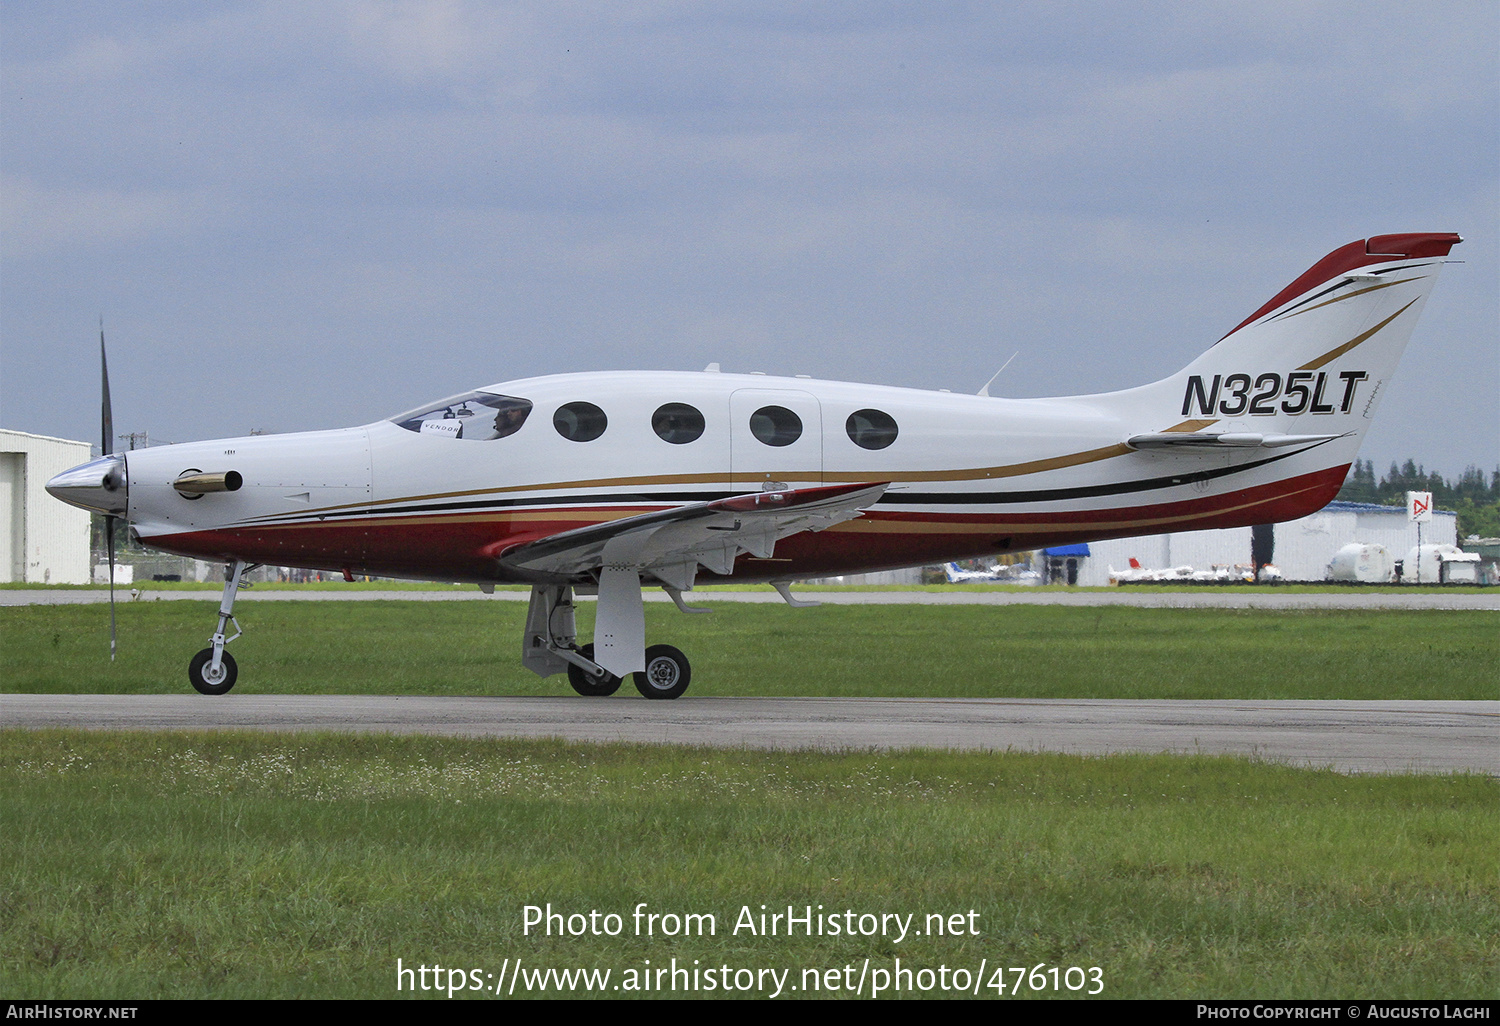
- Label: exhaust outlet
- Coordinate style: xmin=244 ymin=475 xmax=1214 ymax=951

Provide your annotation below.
xmin=173 ymin=470 xmax=243 ymax=496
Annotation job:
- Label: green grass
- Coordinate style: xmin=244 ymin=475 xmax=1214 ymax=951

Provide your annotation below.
xmin=3 ymin=603 xmax=1496 ymax=699
xmin=2 ymin=730 xmax=1494 ymax=999
xmin=4 ymin=604 xmax=1494 ymax=999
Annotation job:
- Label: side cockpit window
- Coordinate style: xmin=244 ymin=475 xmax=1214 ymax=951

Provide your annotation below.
xmin=391 ymin=391 xmax=533 ymax=440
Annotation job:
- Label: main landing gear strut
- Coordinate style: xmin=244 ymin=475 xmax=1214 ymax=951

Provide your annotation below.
xmin=523 ymin=584 xmax=692 ymax=699
xmin=188 ymin=559 xmax=258 ymax=695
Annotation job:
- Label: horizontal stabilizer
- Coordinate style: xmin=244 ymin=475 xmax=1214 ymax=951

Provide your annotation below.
xmin=1126 ymin=432 xmax=1344 ymax=451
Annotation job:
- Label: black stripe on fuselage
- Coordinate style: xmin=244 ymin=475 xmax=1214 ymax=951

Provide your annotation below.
xmin=239 ymin=442 xmax=1328 ymax=527
xmin=884 ymin=444 xmax=1316 ymax=505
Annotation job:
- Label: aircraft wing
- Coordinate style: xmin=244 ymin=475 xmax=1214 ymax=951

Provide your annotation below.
xmin=498 ymin=481 xmax=888 ymax=587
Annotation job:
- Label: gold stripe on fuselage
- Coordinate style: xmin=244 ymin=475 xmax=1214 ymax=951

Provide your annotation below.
xmin=245 ymin=430 xmax=1200 ymax=526
xmin=258 ymin=448 xmax=1131 ymax=521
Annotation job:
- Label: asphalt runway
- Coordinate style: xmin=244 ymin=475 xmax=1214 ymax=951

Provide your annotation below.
xmin=3 ymin=695 xmax=1494 ymax=776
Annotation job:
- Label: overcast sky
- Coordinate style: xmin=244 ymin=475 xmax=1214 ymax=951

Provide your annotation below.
xmin=3 ymin=1 xmax=1496 ymax=478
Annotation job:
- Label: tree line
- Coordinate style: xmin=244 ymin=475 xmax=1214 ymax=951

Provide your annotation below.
xmin=1335 ymin=460 xmax=1500 ymax=539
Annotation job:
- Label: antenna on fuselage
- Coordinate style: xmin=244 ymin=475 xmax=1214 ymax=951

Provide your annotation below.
xmin=978 ymin=351 xmax=1019 ymax=397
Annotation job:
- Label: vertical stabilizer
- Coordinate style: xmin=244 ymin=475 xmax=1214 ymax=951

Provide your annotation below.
xmin=1129 ymin=234 xmax=1459 ymax=449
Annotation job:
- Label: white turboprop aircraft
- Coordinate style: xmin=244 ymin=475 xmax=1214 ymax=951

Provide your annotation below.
xmin=47 ymin=232 xmax=1460 ymax=698
xmin=942 ymin=561 xmax=1007 ymax=584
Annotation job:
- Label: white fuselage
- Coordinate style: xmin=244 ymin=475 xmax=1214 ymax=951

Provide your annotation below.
xmin=115 ymin=368 xmax=1358 ymax=583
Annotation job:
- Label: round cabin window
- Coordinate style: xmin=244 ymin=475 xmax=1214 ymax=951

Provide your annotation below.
xmin=845 ymin=408 xmax=898 ymax=450
xmin=749 ymin=405 xmax=802 ymax=447
xmin=553 ymin=401 xmax=608 ymax=442
xmin=652 ymin=403 xmax=705 ymax=444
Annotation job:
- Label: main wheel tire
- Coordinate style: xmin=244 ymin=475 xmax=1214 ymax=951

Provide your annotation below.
xmin=188 ymin=648 xmax=238 ymax=695
xmin=633 ymin=644 xmax=691 ymax=700
xmin=567 ymin=643 xmax=622 ymax=697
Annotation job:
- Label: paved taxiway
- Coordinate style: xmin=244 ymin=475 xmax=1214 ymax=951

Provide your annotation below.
xmin=3 ymin=695 xmax=1493 ymax=776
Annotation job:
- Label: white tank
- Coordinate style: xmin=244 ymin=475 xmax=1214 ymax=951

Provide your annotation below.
xmin=1327 ymin=543 xmax=1394 ymax=583
xmin=1400 ymin=544 xmax=1469 ymax=584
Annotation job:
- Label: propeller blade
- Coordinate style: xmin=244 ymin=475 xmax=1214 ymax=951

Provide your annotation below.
xmin=101 ymin=321 xmax=113 ymax=457
xmin=101 ymin=321 xmax=117 ymax=660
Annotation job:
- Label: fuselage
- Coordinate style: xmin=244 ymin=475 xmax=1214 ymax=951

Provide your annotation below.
xmin=106 ymin=368 xmax=1355 ymax=583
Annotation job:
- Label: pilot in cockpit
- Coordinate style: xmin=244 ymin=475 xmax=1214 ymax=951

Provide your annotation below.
xmin=491 ymin=403 xmax=528 ymax=439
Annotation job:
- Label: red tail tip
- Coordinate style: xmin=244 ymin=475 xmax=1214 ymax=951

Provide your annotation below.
xmin=1223 ymin=232 xmax=1463 ymax=340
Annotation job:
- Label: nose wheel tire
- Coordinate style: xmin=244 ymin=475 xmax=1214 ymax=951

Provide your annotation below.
xmin=188 ymin=648 xmax=238 ymax=695
xmin=634 ymin=644 xmax=691 ymax=700
xmin=567 ymin=643 xmax=623 ymax=697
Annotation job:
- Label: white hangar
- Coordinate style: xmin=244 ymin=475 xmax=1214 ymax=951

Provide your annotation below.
xmin=1 ymin=429 xmax=93 ymax=584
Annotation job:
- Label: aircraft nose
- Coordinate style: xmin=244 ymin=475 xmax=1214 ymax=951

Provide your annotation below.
xmin=46 ymin=454 xmax=128 ymax=514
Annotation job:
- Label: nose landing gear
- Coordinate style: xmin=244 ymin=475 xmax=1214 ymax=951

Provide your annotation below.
xmin=188 ymin=559 xmax=256 ymax=695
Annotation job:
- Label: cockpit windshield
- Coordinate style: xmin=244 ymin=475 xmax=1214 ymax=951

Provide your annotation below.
xmin=390 ymin=391 xmax=533 ymax=440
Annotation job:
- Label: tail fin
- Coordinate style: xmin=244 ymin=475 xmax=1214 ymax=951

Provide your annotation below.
xmin=1126 ymin=233 xmax=1459 ymax=446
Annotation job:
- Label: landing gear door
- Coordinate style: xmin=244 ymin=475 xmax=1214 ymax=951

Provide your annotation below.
xmin=730 ymin=389 xmax=823 ymax=492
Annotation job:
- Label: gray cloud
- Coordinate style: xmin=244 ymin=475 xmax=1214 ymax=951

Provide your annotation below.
xmin=2 ymin=0 xmax=1494 ymax=475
